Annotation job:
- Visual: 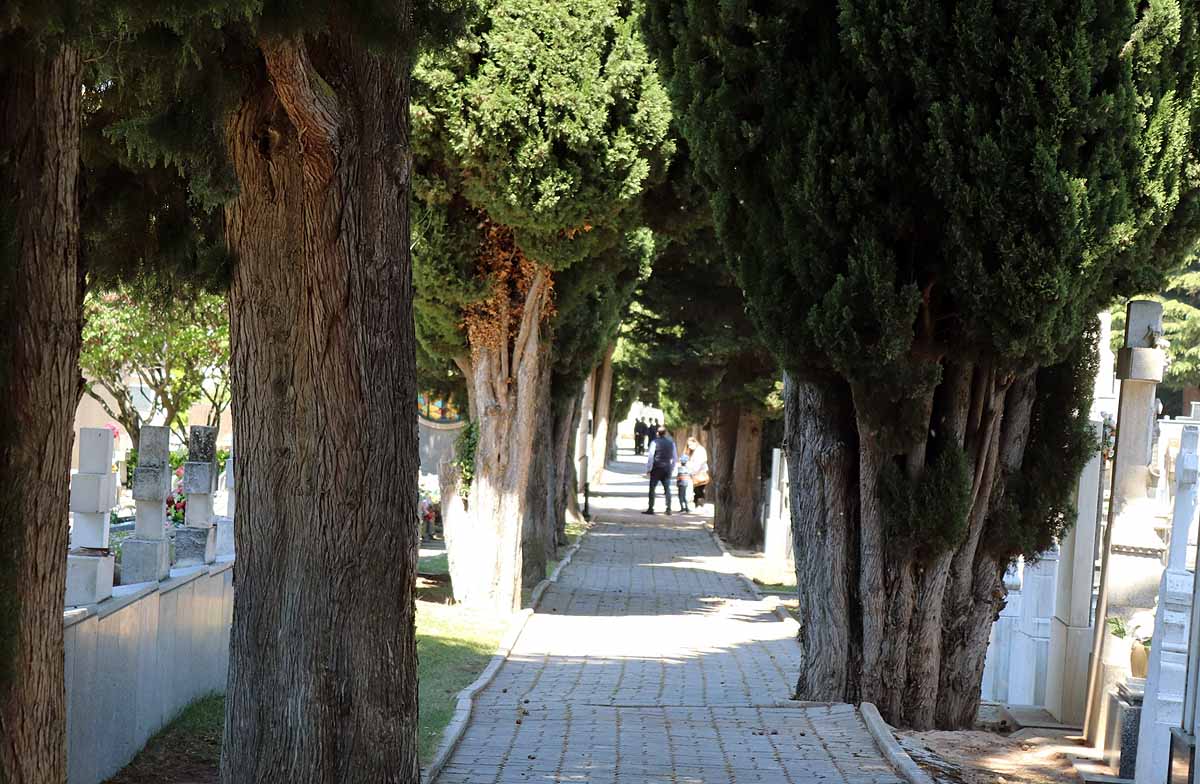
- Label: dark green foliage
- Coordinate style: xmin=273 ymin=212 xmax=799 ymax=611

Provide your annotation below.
xmin=549 ymin=228 xmax=651 ymax=413
xmin=646 ymin=0 xmax=1200 ymax=442
xmin=621 ymin=142 xmax=777 ymax=427
xmin=412 ymin=0 xmax=674 ymax=378
xmin=79 ymin=0 xmax=472 ymax=289
xmin=989 ymin=331 xmax=1101 ymax=560
xmin=647 ymin=0 xmax=1200 ymax=565
xmin=880 ymin=446 xmax=972 ymax=558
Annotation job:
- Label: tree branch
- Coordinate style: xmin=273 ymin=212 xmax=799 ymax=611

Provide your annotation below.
xmin=259 ymin=36 xmax=341 ymax=183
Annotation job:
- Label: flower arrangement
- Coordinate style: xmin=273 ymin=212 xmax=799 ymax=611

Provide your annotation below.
xmin=165 ymin=465 xmax=187 ymax=525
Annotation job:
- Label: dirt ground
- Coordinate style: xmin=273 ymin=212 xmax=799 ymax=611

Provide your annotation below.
xmin=899 ymin=729 xmax=1081 ymax=784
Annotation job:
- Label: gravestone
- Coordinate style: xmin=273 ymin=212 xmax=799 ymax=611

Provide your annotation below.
xmin=215 ymin=452 xmax=235 ymax=558
xmin=1136 ymin=425 xmax=1200 ymax=783
xmin=1046 ymin=420 xmax=1104 ymax=726
xmin=65 ymin=428 xmax=117 ymax=605
xmin=1087 ymin=300 xmax=1168 ymax=748
xmin=121 ymin=426 xmax=172 ymax=584
xmin=176 ymin=426 xmax=217 ymax=566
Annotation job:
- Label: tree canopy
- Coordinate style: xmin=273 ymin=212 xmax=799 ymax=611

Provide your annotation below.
xmin=645 ymin=0 xmax=1200 ymax=729
xmin=81 ymin=286 xmax=230 ymax=448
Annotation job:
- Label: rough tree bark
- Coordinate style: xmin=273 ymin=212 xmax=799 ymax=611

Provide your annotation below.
xmin=521 ymin=346 xmax=552 ymax=592
xmin=552 ymin=393 xmax=582 ymax=545
xmin=589 ymin=343 xmax=616 ymax=481
xmin=220 ymin=35 xmax=421 ymax=782
xmin=710 ymin=400 xmax=740 ymax=539
xmin=788 ymin=361 xmax=1036 ymax=729
xmin=726 ymin=411 xmax=763 ymax=549
xmin=457 ymin=224 xmax=550 ymax=612
xmin=785 ymin=375 xmax=857 ymax=703
xmin=0 ymin=38 xmax=82 ymax=784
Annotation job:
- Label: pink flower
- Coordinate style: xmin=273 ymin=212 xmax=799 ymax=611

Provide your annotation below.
xmin=175 ymin=466 xmax=184 ymax=477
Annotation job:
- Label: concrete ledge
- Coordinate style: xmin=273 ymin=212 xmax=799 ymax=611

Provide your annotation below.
xmin=422 ymin=522 xmax=592 ymax=784
xmin=861 ymin=702 xmax=935 ymax=784
xmin=96 ymin=582 xmax=159 ymax=620
xmin=705 ymin=522 xmax=800 ymax=633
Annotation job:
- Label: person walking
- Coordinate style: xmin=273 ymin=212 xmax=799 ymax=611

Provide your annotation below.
xmin=686 ymin=436 xmax=710 ymax=508
xmin=643 ymin=425 xmax=677 ymax=515
xmin=676 ymin=454 xmax=693 ymax=513
xmin=634 ymin=417 xmax=646 ymax=455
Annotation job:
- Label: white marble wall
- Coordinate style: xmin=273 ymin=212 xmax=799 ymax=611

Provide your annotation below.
xmin=64 ymin=560 xmax=234 ymax=784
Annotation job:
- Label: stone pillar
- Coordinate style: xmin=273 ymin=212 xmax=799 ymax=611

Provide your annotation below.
xmin=65 ymin=428 xmax=117 ymax=606
xmin=762 ymin=448 xmax=792 ymax=572
xmin=1086 ymin=300 xmax=1168 ymax=745
xmin=1046 ymin=421 xmax=1104 ymax=725
xmin=120 ymin=426 xmax=173 ymax=584
xmin=176 ymin=426 xmax=217 ymax=565
xmin=1136 ymin=425 xmax=1199 ymax=783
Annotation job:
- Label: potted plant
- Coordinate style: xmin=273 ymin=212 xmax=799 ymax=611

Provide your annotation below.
xmin=1107 ymin=617 xmax=1152 ymax=678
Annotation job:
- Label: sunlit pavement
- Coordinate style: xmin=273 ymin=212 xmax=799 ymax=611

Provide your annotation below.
xmin=433 ymin=450 xmax=906 ymax=784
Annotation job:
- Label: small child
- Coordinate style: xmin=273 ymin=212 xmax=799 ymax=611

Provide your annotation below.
xmin=676 ymin=454 xmax=692 ymax=513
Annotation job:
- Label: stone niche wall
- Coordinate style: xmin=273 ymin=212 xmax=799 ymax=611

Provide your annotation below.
xmin=63 ymin=561 xmax=235 ymax=784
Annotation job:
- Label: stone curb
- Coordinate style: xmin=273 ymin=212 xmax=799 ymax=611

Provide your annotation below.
xmin=704 ymin=522 xmax=799 ymax=632
xmin=422 ymin=521 xmax=592 ymax=784
xmin=860 ymin=702 xmax=935 ymax=784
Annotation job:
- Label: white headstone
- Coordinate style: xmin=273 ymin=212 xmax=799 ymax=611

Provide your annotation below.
xmin=1136 ymin=425 xmax=1199 ymax=783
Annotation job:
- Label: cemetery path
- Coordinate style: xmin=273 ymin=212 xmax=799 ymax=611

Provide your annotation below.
xmin=432 ymin=450 xmax=910 ymax=784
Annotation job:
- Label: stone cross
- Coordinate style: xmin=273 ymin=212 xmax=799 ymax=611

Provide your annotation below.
xmin=175 ymin=426 xmax=218 ymax=566
xmin=65 ymin=428 xmax=117 ymax=605
xmin=121 ymin=425 xmax=172 ymax=584
xmin=1135 ymin=425 xmax=1199 ymax=783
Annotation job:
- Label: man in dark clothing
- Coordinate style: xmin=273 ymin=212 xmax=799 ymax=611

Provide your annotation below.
xmin=634 ymin=418 xmax=646 ymax=455
xmin=643 ymin=426 xmax=677 ymax=515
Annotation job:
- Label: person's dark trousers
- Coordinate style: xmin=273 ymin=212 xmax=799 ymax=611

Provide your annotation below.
xmin=647 ymin=468 xmax=672 ymax=513
xmin=694 ymin=484 xmax=706 ymax=507
xmin=676 ymin=482 xmax=690 ymax=512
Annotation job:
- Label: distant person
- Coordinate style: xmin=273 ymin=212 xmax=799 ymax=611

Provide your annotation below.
xmin=634 ymin=417 xmax=646 ymax=455
xmin=643 ymin=426 xmax=677 ymax=515
xmin=676 ymin=454 xmax=692 ymax=513
xmin=686 ymin=436 xmax=710 ymax=508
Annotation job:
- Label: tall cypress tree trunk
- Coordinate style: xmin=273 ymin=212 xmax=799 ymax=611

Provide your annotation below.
xmin=552 ymin=393 xmax=582 ymax=545
xmin=220 ymin=36 xmax=421 ymax=782
xmin=589 ymin=343 xmax=616 ymax=480
xmin=455 ymin=225 xmax=550 ymax=611
xmin=710 ymin=401 xmax=740 ymax=539
xmin=726 ymin=411 xmax=763 ymax=549
xmin=521 ymin=349 xmax=552 ymax=592
xmin=0 ymin=38 xmax=82 ymax=784
xmin=788 ymin=362 xmax=1035 ymax=729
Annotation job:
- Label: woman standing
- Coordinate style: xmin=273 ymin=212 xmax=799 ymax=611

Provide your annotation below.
xmin=685 ymin=437 xmax=710 ymax=508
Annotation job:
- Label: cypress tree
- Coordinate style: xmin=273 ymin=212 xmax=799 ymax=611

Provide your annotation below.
xmin=646 ymin=0 xmax=1200 ymax=727
xmin=627 ymin=146 xmax=778 ymax=546
xmin=0 ymin=5 xmax=83 ymax=779
xmin=73 ymin=3 xmax=466 ymax=779
xmin=412 ymin=0 xmax=672 ymax=609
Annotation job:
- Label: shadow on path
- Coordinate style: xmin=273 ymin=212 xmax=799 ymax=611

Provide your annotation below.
xmin=434 ymin=449 xmax=904 ymax=784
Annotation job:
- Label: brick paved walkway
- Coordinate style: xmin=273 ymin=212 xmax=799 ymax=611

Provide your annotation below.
xmin=433 ymin=456 xmax=905 ymax=784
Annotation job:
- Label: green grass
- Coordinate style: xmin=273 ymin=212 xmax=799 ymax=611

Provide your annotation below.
xmin=104 ymin=694 xmax=223 ymax=783
xmin=105 ymin=597 xmax=511 ymax=779
xmin=545 ymin=519 xmax=589 ymax=579
xmin=418 ymin=552 xmax=449 ymax=574
xmin=415 ymin=601 xmax=510 ymax=761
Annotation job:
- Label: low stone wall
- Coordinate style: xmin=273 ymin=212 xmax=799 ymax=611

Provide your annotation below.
xmin=64 ymin=559 xmax=235 ymax=784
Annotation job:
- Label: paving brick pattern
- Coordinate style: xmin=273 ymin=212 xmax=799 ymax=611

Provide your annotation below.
xmin=434 ymin=470 xmax=904 ymax=784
